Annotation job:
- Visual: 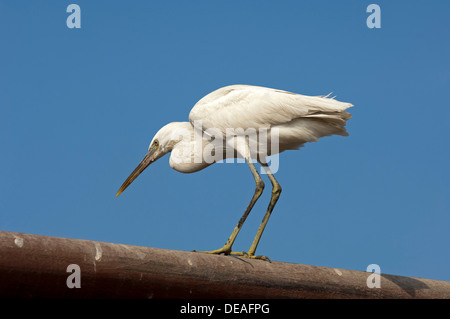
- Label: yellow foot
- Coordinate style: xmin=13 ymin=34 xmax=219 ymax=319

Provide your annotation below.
xmin=193 ymin=246 xmax=245 ymax=256
xmin=242 ymin=253 xmax=271 ymax=262
xmin=193 ymin=248 xmax=271 ymax=262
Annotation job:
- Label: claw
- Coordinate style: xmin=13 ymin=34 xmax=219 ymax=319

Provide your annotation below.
xmin=253 ymin=255 xmax=271 ymax=262
xmin=241 ymin=253 xmax=271 ymax=262
xmin=193 ymin=246 xmax=233 ymax=256
xmin=194 ymin=248 xmax=271 ymax=262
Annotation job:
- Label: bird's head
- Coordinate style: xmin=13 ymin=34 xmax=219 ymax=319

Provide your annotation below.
xmin=115 ymin=122 xmax=189 ymax=197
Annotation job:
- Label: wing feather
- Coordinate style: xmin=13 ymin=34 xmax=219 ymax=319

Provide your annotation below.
xmin=189 ymin=85 xmax=353 ymax=133
xmin=189 ymin=85 xmax=353 ymax=152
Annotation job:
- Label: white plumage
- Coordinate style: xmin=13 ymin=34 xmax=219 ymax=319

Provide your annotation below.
xmin=190 ymin=84 xmax=352 ymax=153
xmin=117 ymin=84 xmax=353 ymax=260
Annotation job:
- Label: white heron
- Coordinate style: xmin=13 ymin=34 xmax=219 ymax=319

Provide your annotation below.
xmin=116 ymin=84 xmax=353 ymax=260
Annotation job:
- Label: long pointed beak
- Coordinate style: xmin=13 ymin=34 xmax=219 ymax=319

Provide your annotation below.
xmin=116 ymin=146 xmax=157 ymax=197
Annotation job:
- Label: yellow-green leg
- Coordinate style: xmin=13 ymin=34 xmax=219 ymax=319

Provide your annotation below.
xmin=245 ymin=162 xmax=282 ymax=260
xmin=195 ymin=158 xmax=264 ymax=256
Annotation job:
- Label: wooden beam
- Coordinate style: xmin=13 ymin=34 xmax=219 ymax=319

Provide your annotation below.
xmin=0 ymin=231 xmax=449 ymax=298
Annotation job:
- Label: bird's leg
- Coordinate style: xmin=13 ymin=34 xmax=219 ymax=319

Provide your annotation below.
xmin=245 ymin=162 xmax=282 ymax=260
xmin=194 ymin=157 xmax=264 ymax=256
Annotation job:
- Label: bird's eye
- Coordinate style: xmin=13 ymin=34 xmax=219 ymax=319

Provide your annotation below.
xmin=154 ymin=140 xmax=159 ymax=146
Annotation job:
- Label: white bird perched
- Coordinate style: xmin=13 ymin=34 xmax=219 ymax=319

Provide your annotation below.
xmin=116 ymin=84 xmax=353 ymax=260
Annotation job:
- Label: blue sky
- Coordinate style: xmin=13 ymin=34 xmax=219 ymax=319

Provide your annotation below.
xmin=1 ymin=1 xmax=449 ymax=282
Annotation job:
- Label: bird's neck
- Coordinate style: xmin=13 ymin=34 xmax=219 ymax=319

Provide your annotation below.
xmin=167 ymin=123 xmax=213 ymax=173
